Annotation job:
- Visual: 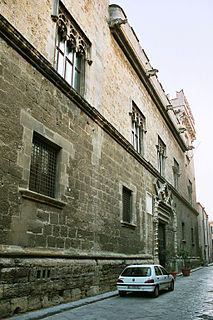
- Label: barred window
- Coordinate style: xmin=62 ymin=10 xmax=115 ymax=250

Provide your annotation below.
xmin=122 ymin=186 xmax=132 ymax=223
xmin=29 ymin=133 xmax=59 ymax=198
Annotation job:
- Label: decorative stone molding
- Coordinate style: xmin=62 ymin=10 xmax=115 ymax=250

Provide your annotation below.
xmin=153 ymin=178 xmax=174 ymax=208
xmin=57 ymin=10 xmax=87 ymax=56
xmin=153 ymin=178 xmax=178 ymax=263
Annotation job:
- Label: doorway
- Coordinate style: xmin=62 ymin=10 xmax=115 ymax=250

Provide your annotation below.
xmin=158 ymin=222 xmax=166 ymax=266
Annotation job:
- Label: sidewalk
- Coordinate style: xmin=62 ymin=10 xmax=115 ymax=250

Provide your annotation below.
xmin=7 ymin=265 xmax=211 ymax=320
xmin=6 ymin=291 xmax=118 ymax=320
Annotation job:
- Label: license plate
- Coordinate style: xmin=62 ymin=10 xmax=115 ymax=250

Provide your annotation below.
xmin=128 ymin=285 xmax=141 ymax=289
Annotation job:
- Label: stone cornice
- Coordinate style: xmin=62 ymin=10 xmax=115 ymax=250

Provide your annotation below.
xmin=0 ymin=245 xmax=153 ymax=260
xmin=0 ymin=15 xmax=198 ymax=216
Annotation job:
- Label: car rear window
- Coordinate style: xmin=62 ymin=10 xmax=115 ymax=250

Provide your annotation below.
xmin=121 ymin=267 xmax=151 ymax=277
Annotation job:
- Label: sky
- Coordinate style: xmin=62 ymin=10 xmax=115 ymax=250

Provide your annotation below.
xmin=110 ymin=0 xmax=213 ymax=220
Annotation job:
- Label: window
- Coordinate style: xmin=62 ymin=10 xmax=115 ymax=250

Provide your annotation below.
xmin=191 ymin=228 xmax=194 ymax=245
xmin=29 ymin=133 xmax=60 ymax=198
xmin=122 ymin=267 xmax=151 ymax=277
xmin=130 ymin=102 xmax=146 ymax=155
xmin=146 ymin=192 xmax=152 ymax=214
xmin=156 ymin=136 xmax=166 ymax=177
xmin=122 ymin=186 xmax=132 ymax=224
xmin=181 ymin=222 xmax=185 ymax=241
xmin=55 ymin=6 xmax=88 ymax=92
xmin=188 ymin=180 xmax=193 ymax=204
xmin=173 ymin=159 xmax=180 ymax=189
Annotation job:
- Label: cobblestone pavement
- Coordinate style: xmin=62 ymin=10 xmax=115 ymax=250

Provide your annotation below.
xmin=41 ymin=266 xmax=213 ymax=320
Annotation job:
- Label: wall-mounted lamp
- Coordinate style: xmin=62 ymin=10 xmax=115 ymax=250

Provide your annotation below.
xmin=166 ymin=104 xmax=173 ymax=111
xmin=147 ymin=69 xmax=159 ymax=77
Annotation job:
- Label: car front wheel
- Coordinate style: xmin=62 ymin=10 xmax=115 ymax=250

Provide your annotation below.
xmin=168 ymin=280 xmax=174 ymax=291
xmin=152 ymin=285 xmax=159 ymax=298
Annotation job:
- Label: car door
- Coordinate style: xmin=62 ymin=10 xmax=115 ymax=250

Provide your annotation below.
xmin=154 ymin=266 xmax=164 ymax=290
xmin=159 ymin=266 xmax=171 ymax=289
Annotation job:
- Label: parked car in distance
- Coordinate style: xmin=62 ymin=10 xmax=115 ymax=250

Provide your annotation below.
xmin=117 ymin=264 xmax=174 ymax=298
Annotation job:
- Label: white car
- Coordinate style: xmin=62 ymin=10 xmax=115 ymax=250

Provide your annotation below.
xmin=117 ymin=264 xmax=174 ymax=298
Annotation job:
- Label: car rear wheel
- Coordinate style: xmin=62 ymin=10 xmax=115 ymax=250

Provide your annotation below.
xmin=168 ymin=280 xmax=174 ymax=291
xmin=119 ymin=291 xmax=126 ymax=297
xmin=152 ymin=285 xmax=159 ymax=298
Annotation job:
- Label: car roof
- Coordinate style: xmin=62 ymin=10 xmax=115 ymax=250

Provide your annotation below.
xmin=124 ymin=264 xmax=162 ymax=268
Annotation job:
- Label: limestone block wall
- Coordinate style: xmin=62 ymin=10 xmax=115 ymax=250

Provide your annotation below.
xmin=0 ymin=0 xmax=197 ymax=207
xmin=0 ymin=1 xmax=201 ymax=317
xmin=0 ymin=28 xmax=158 ymax=316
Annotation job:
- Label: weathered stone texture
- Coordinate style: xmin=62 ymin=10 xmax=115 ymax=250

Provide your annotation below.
xmin=0 ymin=0 xmax=201 ymax=317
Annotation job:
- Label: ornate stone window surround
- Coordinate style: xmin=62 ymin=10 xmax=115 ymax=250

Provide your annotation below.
xmin=156 ymin=136 xmax=167 ymax=177
xmin=53 ymin=2 xmax=92 ymax=95
xmin=18 ymin=110 xmax=75 ymax=208
xmin=130 ymin=102 xmax=146 ymax=156
xmin=119 ymin=181 xmax=137 ymax=228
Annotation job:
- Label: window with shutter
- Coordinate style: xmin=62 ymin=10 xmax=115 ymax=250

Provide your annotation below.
xmin=122 ymin=186 xmax=132 ymax=223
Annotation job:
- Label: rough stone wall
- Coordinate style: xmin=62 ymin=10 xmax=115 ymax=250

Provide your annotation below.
xmin=0 ymin=0 xmax=197 ymax=206
xmin=0 ymin=257 xmax=134 ymax=318
xmin=0 ymin=1 xmax=201 ymax=317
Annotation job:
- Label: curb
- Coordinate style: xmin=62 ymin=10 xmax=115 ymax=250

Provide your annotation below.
xmin=6 ymin=291 xmax=118 ymax=320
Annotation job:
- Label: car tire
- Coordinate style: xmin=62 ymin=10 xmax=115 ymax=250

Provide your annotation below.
xmin=119 ymin=291 xmax=126 ymax=297
xmin=168 ymin=280 xmax=174 ymax=291
xmin=152 ymin=285 xmax=159 ymax=298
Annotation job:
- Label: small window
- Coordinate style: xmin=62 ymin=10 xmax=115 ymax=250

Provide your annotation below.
xmin=173 ymin=159 xmax=180 ymax=189
xmin=182 ymin=222 xmax=185 ymax=241
xmin=191 ymin=228 xmax=194 ymax=244
xmin=29 ymin=133 xmax=60 ymax=198
xmin=154 ymin=266 xmax=162 ymax=276
xmin=188 ymin=180 xmax=193 ymax=204
xmin=146 ymin=192 xmax=152 ymax=214
xmin=159 ymin=266 xmax=168 ymax=275
xmin=130 ymin=102 xmax=146 ymax=156
xmin=122 ymin=186 xmax=132 ymax=224
xmin=156 ymin=136 xmax=166 ymax=177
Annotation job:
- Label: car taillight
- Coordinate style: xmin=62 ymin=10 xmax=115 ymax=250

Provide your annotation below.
xmin=117 ymin=279 xmax=124 ymax=283
xmin=144 ymin=279 xmax=154 ymax=283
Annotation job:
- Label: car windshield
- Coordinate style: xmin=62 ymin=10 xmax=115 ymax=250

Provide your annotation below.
xmin=121 ymin=267 xmax=151 ymax=277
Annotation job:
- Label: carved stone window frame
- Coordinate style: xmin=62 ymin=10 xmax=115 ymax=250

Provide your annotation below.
xmin=53 ymin=1 xmax=92 ymax=95
xmin=130 ymin=102 xmax=146 ymax=156
xmin=156 ymin=136 xmax=167 ymax=177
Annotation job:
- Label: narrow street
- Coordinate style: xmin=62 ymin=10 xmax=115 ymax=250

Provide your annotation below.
xmin=10 ymin=266 xmax=213 ymax=320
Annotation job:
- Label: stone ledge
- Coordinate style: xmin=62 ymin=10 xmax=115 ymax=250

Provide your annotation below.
xmin=0 ymin=245 xmax=152 ymax=260
xmin=19 ymin=188 xmax=66 ymax=209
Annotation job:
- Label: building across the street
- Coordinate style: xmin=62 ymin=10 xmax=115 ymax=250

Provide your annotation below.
xmin=0 ymin=0 xmax=202 ymax=317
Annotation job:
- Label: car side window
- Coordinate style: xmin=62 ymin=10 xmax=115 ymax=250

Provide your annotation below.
xmin=154 ymin=266 xmax=162 ymax=276
xmin=159 ymin=267 xmax=168 ymax=275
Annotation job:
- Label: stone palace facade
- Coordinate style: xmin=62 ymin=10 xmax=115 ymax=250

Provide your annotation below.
xmin=0 ymin=0 xmax=201 ymax=317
